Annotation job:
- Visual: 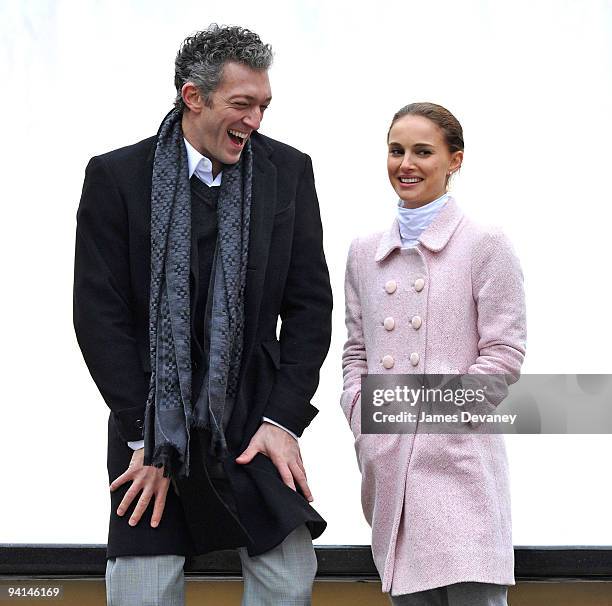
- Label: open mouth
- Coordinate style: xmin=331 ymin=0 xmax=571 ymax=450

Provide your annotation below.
xmin=227 ymin=129 xmax=248 ymax=147
xmin=399 ymin=177 xmax=423 ymax=185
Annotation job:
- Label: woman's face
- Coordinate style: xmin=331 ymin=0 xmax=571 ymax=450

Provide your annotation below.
xmin=387 ymin=114 xmax=463 ymax=208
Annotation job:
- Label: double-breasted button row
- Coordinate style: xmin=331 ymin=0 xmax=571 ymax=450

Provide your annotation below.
xmin=382 ymin=316 xmax=422 ymax=331
xmin=384 ymin=278 xmax=425 ymax=294
xmin=380 ymin=353 xmax=420 ymax=368
xmin=380 ymin=278 xmax=423 ymax=368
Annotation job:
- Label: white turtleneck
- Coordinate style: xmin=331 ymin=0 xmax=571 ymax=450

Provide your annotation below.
xmin=397 ymin=192 xmax=449 ymax=248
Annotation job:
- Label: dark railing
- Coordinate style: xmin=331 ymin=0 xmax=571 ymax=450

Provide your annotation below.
xmin=1 ymin=546 xmax=612 ymax=581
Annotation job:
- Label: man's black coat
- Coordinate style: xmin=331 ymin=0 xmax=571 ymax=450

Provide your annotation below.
xmin=73 ymin=131 xmax=333 ymax=558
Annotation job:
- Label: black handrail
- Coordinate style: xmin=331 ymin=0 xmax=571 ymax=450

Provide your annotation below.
xmin=2 ymin=545 xmax=612 ymax=581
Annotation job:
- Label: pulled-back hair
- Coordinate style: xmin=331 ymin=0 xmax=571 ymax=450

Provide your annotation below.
xmin=174 ymin=24 xmax=273 ymax=110
xmin=388 ymin=102 xmax=464 ymax=154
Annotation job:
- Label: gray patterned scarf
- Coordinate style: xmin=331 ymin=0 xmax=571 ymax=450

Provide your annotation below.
xmin=144 ymin=108 xmax=252 ymax=478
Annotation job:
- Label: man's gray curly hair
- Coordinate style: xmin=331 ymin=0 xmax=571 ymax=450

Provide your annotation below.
xmin=174 ymin=24 xmax=273 ymax=110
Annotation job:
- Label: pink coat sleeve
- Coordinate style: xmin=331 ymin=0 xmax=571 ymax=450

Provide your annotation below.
xmin=467 ymin=229 xmax=527 ymax=383
xmin=340 ymin=239 xmax=368 ymax=428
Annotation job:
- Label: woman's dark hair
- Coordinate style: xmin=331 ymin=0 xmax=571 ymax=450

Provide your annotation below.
xmin=388 ymin=102 xmax=464 ymax=154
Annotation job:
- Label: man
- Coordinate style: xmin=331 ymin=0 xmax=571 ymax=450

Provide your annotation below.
xmin=74 ymin=25 xmax=332 ymax=605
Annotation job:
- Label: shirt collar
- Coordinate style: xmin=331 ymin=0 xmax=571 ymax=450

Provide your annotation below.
xmin=183 ymin=138 xmax=222 ymax=187
xmin=375 ymin=196 xmax=464 ymax=262
xmin=397 ymin=192 xmax=449 ymax=247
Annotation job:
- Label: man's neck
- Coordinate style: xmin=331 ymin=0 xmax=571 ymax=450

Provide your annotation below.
xmin=181 ymin=113 xmax=223 ymax=178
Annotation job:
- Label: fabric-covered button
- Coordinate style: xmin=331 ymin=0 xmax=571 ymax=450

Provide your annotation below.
xmin=410 ymin=352 xmax=420 ymax=366
xmin=414 ymin=278 xmax=425 ymax=292
xmin=383 ymin=317 xmax=395 ymax=331
xmin=382 ymin=355 xmax=395 ymax=369
xmin=385 ymin=280 xmax=397 ymax=294
xmin=411 ymin=315 xmax=422 ymax=329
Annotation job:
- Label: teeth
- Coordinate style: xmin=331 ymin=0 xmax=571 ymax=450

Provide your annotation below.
xmin=400 ymin=177 xmax=422 ymax=184
xmin=228 ymin=129 xmax=248 ymax=139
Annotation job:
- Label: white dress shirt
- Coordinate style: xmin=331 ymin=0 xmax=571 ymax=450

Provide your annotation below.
xmin=184 ymin=137 xmax=223 ymax=186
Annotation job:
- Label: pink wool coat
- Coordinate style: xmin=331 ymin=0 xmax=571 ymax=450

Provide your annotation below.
xmin=341 ymin=198 xmax=526 ymax=596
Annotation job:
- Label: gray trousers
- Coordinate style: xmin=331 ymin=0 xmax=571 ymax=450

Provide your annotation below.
xmin=390 ymin=583 xmax=508 ymax=606
xmin=105 ymin=525 xmax=317 ymax=606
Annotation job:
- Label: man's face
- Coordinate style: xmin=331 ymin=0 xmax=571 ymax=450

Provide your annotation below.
xmin=190 ymin=61 xmax=272 ymax=168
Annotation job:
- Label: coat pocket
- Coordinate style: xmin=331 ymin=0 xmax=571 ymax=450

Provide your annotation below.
xmin=274 ymin=198 xmax=295 ymax=217
xmin=349 ymin=392 xmax=362 ymax=438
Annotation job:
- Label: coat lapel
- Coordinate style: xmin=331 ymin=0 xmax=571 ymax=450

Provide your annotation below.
xmin=374 ymin=197 xmax=464 ymax=262
xmin=242 ymin=134 xmax=277 ymax=363
xmin=418 ymin=197 xmax=463 ymax=252
xmin=375 ymin=218 xmax=402 ymax=263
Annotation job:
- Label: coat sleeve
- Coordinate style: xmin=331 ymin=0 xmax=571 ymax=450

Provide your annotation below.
xmin=340 ymin=239 xmax=368 ymax=431
xmin=462 ymin=229 xmax=527 ymax=404
xmin=262 ymin=155 xmax=333 ymax=436
xmin=73 ymin=155 xmax=149 ymax=442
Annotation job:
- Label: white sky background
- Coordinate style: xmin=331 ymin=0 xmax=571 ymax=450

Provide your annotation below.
xmin=1 ymin=0 xmax=611 ymax=546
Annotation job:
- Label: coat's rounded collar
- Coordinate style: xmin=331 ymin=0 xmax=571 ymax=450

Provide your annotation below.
xmin=374 ymin=197 xmax=464 ymax=262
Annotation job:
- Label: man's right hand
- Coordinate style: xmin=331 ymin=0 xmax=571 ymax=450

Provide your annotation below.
xmin=110 ymin=448 xmax=170 ymax=528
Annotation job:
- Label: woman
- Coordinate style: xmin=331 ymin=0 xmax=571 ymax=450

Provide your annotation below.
xmin=341 ymin=103 xmax=526 ymax=605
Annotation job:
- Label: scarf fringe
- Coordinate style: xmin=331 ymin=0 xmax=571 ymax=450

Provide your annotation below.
xmin=147 ymin=441 xmax=190 ymax=480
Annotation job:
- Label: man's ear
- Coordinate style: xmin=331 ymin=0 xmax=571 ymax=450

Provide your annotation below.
xmin=181 ymin=82 xmax=205 ymax=113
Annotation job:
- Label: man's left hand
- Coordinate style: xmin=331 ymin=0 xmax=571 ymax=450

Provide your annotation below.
xmin=236 ymin=422 xmax=313 ymax=502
